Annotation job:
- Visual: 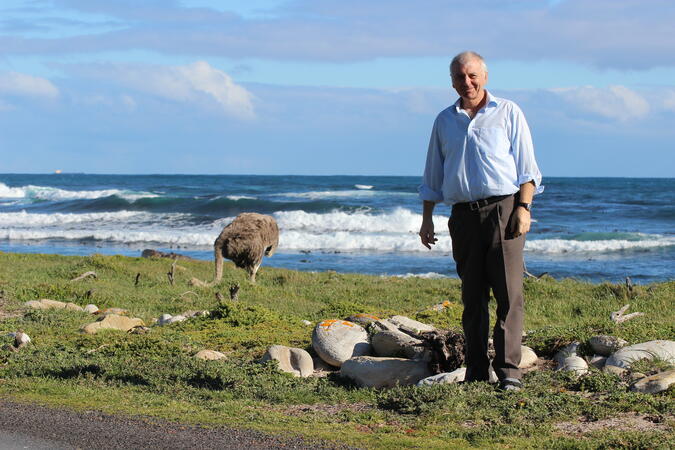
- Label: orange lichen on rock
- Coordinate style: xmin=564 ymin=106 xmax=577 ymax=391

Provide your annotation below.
xmin=353 ymin=313 xmax=380 ymax=320
xmin=319 ymin=319 xmax=355 ymax=329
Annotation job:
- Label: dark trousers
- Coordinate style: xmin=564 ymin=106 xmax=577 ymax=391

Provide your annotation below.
xmin=449 ymin=194 xmax=525 ymax=381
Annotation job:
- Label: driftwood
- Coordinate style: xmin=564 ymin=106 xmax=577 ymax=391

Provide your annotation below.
xmin=611 ymin=304 xmax=644 ymax=324
xmin=71 ymin=271 xmax=97 ymax=282
xmin=418 ymin=330 xmax=466 ymax=374
xmin=229 ymin=283 xmax=240 ymax=301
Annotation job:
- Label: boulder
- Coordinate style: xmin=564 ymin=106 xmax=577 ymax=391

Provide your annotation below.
xmin=519 ymin=346 xmax=538 ymax=369
xmin=82 ymin=314 xmax=145 ymax=334
xmin=605 ymin=340 xmax=675 ymax=369
xmin=261 ymin=345 xmax=313 ymax=377
xmin=24 ymin=299 xmax=83 ymax=312
xmin=589 ymin=335 xmax=627 ymax=356
xmin=556 ymin=355 xmax=589 ymax=375
xmin=553 ymin=342 xmax=580 ymax=366
xmin=589 ymin=354 xmax=608 ymax=369
xmin=630 ymin=369 xmax=675 ymax=394
xmin=417 ymin=368 xmax=466 ymax=386
xmin=312 ymin=320 xmax=371 ymax=367
xmin=371 ymin=330 xmax=426 ymax=359
xmin=386 ymin=316 xmax=435 ymax=333
xmin=194 ymin=350 xmax=227 ymax=361
xmin=346 ymin=313 xmax=380 ymax=326
xmin=340 ymin=356 xmax=433 ymax=388
xmin=84 ymin=304 xmax=99 ymax=314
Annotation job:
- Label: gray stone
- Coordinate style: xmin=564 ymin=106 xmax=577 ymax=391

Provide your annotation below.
xmin=371 ymin=330 xmax=426 ymax=359
xmin=519 ymin=346 xmax=538 ymax=369
xmin=261 ymin=345 xmax=314 ymax=377
xmin=158 ymin=314 xmax=173 ymax=325
xmin=630 ymin=369 xmax=675 ymax=394
xmin=167 ymin=315 xmax=187 ymax=324
xmin=194 ymin=350 xmax=227 ymax=361
xmin=301 ymin=320 xmax=312 ymax=326
xmin=606 ymin=340 xmax=675 ymax=369
xmin=24 ymin=299 xmax=83 ymax=312
xmin=556 ymin=355 xmax=589 ymax=375
xmin=386 ymin=315 xmax=435 ymax=333
xmin=340 ymin=356 xmax=432 ymax=388
xmin=417 ymin=368 xmax=466 ymax=386
xmin=589 ymin=335 xmax=628 ymax=356
xmin=83 ymin=304 xmax=99 ymax=314
xmin=603 ymin=364 xmax=627 ymax=376
xmin=346 ymin=313 xmax=381 ymax=326
xmin=589 ymin=354 xmax=608 ymax=369
xmin=312 ymin=320 xmax=371 ymax=367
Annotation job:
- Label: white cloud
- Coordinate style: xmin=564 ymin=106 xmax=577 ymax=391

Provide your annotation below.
xmin=662 ymin=90 xmax=675 ymax=112
xmin=75 ymin=61 xmax=255 ymax=119
xmin=0 ymin=71 xmax=59 ymax=98
xmin=550 ymin=85 xmax=649 ymax=121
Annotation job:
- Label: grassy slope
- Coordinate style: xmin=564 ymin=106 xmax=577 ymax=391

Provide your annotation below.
xmin=0 ymin=252 xmax=673 ymax=449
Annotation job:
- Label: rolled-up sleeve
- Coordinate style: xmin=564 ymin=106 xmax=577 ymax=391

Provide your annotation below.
xmin=418 ymin=117 xmax=445 ymax=203
xmin=510 ymin=104 xmax=543 ymax=194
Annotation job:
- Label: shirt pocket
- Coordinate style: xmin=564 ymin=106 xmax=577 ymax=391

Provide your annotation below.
xmin=474 ymin=127 xmax=509 ymax=157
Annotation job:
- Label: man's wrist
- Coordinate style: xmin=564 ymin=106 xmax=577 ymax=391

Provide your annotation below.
xmin=517 ymin=202 xmax=531 ymax=212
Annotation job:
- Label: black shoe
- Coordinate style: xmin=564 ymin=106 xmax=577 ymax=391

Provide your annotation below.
xmin=498 ymin=378 xmax=523 ymax=392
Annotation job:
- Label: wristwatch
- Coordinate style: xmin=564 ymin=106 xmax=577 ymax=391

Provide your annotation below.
xmin=517 ymin=202 xmax=532 ymax=212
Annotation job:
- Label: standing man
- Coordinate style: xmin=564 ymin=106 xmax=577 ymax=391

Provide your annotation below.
xmin=418 ymin=51 xmax=542 ymax=391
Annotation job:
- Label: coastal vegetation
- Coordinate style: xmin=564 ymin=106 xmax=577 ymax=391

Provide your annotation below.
xmin=0 ymin=252 xmax=673 ymax=448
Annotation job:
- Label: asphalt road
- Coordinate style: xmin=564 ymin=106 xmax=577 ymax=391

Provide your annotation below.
xmin=0 ymin=399 xmax=346 ymax=449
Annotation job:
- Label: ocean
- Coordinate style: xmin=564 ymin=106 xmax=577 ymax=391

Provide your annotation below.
xmin=0 ymin=174 xmax=673 ymax=283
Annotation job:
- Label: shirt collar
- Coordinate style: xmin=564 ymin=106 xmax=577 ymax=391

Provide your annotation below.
xmin=453 ymin=90 xmax=499 ymax=112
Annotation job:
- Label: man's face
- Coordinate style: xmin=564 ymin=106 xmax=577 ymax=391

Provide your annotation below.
xmin=451 ymin=58 xmax=488 ymax=103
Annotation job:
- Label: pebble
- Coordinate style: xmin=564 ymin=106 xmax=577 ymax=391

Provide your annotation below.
xmin=261 ymin=345 xmax=314 ymax=377
xmin=340 ymin=356 xmax=432 ymax=388
xmin=84 ymin=304 xmax=99 ymax=314
xmin=311 ymin=319 xmax=371 ymax=367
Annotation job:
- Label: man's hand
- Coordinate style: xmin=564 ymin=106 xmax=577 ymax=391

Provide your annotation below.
xmin=510 ymin=206 xmax=531 ymax=238
xmin=419 ymin=220 xmax=438 ymax=249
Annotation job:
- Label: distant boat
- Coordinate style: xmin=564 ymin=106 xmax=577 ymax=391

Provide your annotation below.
xmin=354 ymin=184 xmax=373 ymax=190
xmin=54 ymin=170 xmax=62 ymax=174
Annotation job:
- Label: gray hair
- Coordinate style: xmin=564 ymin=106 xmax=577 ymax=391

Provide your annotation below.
xmin=449 ymin=51 xmax=488 ymax=75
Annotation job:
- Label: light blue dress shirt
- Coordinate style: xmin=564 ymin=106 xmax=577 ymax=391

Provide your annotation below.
xmin=419 ymin=91 xmax=543 ymax=205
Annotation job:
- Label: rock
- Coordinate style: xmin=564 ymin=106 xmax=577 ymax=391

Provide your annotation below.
xmin=519 ymin=346 xmax=538 ymax=368
xmin=417 ymin=368 xmax=466 ymax=386
xmin=589 ymin=355 xmax=608 ymax=369
xmin=371 ymin=330 xmax=426 ymax=359
xmin=129 ymin=326 xmax=150 ymax=335
xmin=340 ymin=356 xmax=433 ymax=388
xmin=603 ymin=364 xmax=627 ymax=377
xmin=188 ymin=278 xmax=210 ymax=287
xmin=429 ymin=300 xmax=453 ymax=311
xmin=84 ymin=304 xmax=99 ymax=314
xmin=605 ymin=340 xmax=675 ymax=369
xmin=589 ymin=335 xmax=628 ymax=356
xmin=629 ymin=372 xmax=646 ymax=383
xmin=14 ymin=331 xmax=31 ymax=348
xmin=630 ymin=369 xmax=675 ymax=394
xmin=311 ymin=356 xmax=337 ymax=375
xmin=386 ymin=316 xmax=435 ymax=333
xmin=194 ymin=349 xmax=227 ymax=361
xmin=554 ymin=342 xmax=581 ymax=366
xmin=167 ymin=315 xmax=187 ymax=324
xmin=24 ymin=299 xmax=83 ymax=312
xmin=261 ymin=345 xmax=313 ymax=377
xmin=312 ymin=320 xmax=371 ymax=367
xmin=82 ymin=314 xmax=145 ymax=334
xmin=301 ymin=320 xmax=312 ymax=326
xmin=346 ymin=313 xmax=380 ymax=326
xmin=158 ymin=314 xmax=173 ymax=325
xmin=183 ymin=310 xmax=210 ymax=318
xmin=556 ymin=355 xmax=589 ymax=375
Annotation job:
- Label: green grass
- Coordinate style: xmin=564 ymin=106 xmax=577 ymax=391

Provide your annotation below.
xmin=0 ymin=252 xmax=673 ymax=449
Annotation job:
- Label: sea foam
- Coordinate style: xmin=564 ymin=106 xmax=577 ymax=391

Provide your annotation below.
xmin=0 ymin=183 xmax=158 ymax=202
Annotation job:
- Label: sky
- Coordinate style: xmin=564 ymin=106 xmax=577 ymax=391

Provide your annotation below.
xmin=1 ymin=0 xmax=674 ymax=177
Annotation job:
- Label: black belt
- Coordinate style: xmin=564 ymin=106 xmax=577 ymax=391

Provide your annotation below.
xmin=453 ymin=194 xmax=512 ymax=211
